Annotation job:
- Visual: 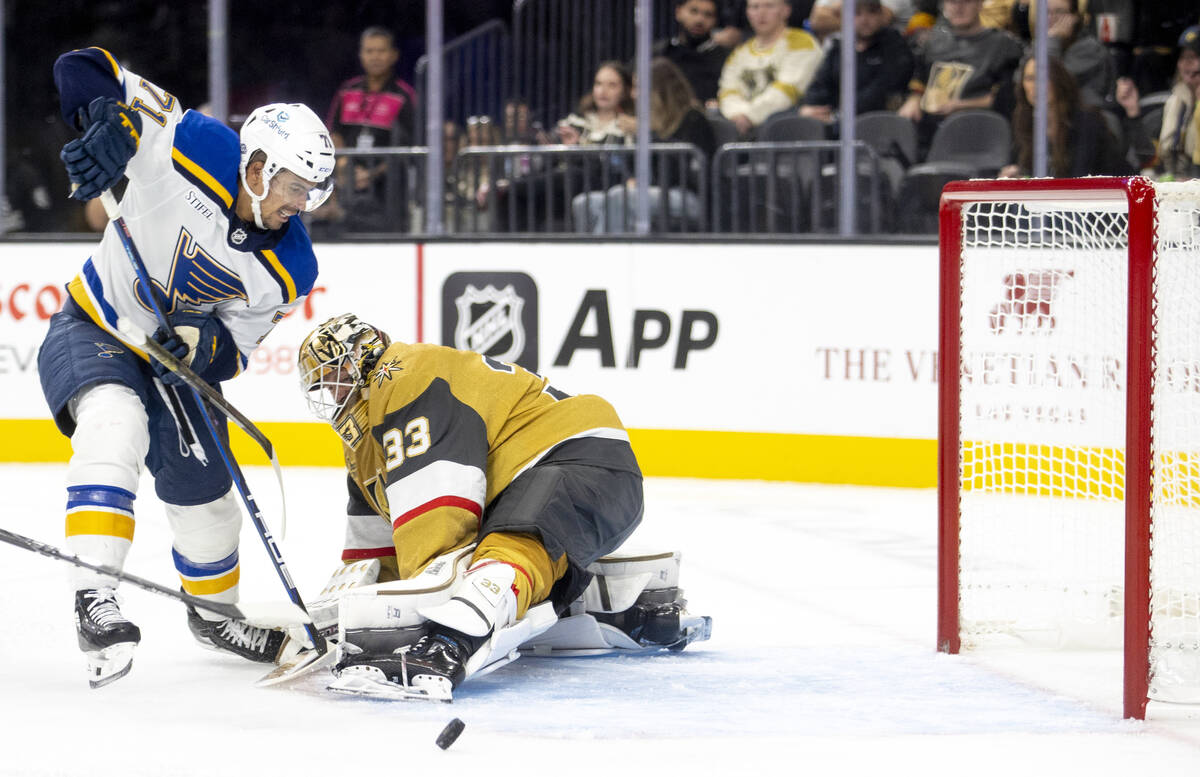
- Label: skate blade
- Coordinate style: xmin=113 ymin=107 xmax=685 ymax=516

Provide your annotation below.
xmin=326 ymin=665 xmax=453 ymax=702
xmin=256 ymin=647 xmax=336 ymax=687
xmin=85 ymin=642 xmax=137 ymax=689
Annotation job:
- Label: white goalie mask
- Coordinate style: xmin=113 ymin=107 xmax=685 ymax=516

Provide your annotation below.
xmin=239 ymin=103 xmax=336 ymax=228
xmin=298 ymin=314 xmax=391 ymax=425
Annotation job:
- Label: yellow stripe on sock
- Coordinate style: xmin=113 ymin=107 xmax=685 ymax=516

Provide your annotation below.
xmin=65 ymin=510 xmax=135 ymax=541
xmin=179 ymin=567 xmax=240 ymax=596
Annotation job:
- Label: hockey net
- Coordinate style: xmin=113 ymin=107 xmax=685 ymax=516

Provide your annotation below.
xmin=937 ymin=177 xmax=1200 ymax=719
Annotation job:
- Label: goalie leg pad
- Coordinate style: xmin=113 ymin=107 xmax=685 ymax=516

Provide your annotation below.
xmin=521 ymin=549 xmax=713 ymax=655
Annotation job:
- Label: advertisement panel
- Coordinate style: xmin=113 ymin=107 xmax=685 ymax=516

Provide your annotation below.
xmin=424 ymin=242 xmax=939 ymax=438
xmin=1 ymin=239 xmax=941 ymax=484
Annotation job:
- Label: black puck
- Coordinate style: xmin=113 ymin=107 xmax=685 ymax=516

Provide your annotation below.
xmin=436 ymin=717 xmax=465 ymax=750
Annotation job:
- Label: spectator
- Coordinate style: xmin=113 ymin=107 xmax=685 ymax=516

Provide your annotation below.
xmin=718 ymin=0 xmax=824 ymax=137
xmin=712 ymin=0 xmax=813 ymax=49
xmin=490 ymin=63 xmax=635 ymax=233
xmin=1159 ymin=26 xmax=1200 ymax=180
xmin=555 ymin=61 xmax=636 ymax=146
xmin=980 ymin=0 xmax=1016 ymax=30
xmin=897 ymin=0 xmax=1024 ymax=155
xmin=807 ymin=0 xmax=843 ymax=44
xmin=999 ymin=56 xmax=1135 ymax=177
xmin=800 ymin=0 xmax=915 ymax=124
xmin=4 ymin=148 xmax=55 ymax=234
xmin=655 ymin=0 xmax=731 ymax=108
xmin=325 ymin=26 xmax=419 ymax=231
xmin=502 ymin=98 xmax=538 ymax=144
xmin=572 ymin=57 xmax=718 ymax=233
xmin=1010 ymin=0 xmax=1117 ymax=105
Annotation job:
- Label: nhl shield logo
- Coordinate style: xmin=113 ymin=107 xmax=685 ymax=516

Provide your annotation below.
xmin=453 ymin=284 xmax=526 ymax=363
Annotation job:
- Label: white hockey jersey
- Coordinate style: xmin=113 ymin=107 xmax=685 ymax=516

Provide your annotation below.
xmin=62 ymin=48 xmax=318 ymax=376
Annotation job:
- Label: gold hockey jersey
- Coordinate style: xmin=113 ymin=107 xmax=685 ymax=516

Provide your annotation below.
xmin=336 ymin=342 xmax=630 ymax=578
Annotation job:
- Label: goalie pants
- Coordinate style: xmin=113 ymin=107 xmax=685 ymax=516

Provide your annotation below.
xmin=38 ymin=300 xmax=241 ymax=597
xmin=476 ymin=436 xmax=644 ymax=613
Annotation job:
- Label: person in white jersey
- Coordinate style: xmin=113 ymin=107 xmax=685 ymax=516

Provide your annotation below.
xmin=37 ymin=46 xmax=335 ymax=687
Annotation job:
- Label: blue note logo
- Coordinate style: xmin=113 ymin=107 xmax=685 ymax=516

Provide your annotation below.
xmin=95 ymin=342 xmax=124 ymax=359
xmin=134 ymin=227 xmax=248 ymax=315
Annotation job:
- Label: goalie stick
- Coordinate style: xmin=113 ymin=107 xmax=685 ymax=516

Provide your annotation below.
xmin=0 ymin=526 xmax=311 ymax=628
xmin=99 ymin=190 xmax=327 ymax=655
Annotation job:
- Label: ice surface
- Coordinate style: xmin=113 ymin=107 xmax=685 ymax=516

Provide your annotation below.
xmin=1 ymin=465 xmax=1198 ymax=776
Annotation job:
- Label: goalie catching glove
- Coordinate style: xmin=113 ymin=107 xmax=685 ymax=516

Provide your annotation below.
xmin=62 ymin=96 xmax=142 ymax=201
xmin=151 ymin=310 xmax=239 ymax=385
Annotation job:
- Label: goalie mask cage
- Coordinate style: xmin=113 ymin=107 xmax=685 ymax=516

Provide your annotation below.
xmin=937 ymin=176 xmax=1200 ymax=720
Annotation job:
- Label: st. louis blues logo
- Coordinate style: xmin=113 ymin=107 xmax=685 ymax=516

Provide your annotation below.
xmin=454 ymin=284 xmax=525 ymax=363
xmin=95 ymin=342 xmax=124 ymax=359
xmin=134 ymin=227 xmax=248 ymax=315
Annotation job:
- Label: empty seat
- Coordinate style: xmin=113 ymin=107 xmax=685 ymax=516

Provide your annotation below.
xmin=895 ymin=161 xmax=979 ymax=234
xmin=925 ymin=110 xmax=1012 ymax=176
xmin=759 ymin=114 xmax=828 ymax=142
xmin=708 ymin=114 xmax=740 ymax=147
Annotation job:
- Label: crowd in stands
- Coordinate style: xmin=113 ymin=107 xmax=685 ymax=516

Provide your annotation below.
xmin=3 ymin=0 xmax=1200 ymax=237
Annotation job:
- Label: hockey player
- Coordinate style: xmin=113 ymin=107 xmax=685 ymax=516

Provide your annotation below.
xmin=38 ymin=47 xmax=335 ymax=687
xmin=294 ymin=314 xmax=709 ymax=700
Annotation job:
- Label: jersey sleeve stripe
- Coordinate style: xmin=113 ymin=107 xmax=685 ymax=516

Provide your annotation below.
xmin=170 ymin=147 xmax=234 ymax=209
xmin=256 ymin=249 xmax=298 ymax=303
xmin=392 ymin=495 xmax=482 ymax=531
xmin=342 ymin=547 xmax=396 ymax=561
xmin=92 ymin=47 xmax=123 ymax=82
xmin=384 ymin=459 xmax=487 ymax=523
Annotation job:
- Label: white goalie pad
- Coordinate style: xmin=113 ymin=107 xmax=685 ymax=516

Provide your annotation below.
xmin=519 ymin=549 xmax=712 ymax=656
xmin=337 ymin=545 xmax=476 ymax=637
xmin=582 ymin=550 xmax=681 ymax=613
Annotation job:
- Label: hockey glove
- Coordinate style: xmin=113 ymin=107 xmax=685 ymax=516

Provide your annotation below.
xmin=61 ymin=96 xmax=142 ymax=201
xmin=151 ymin=310 xmax=239 ymax=386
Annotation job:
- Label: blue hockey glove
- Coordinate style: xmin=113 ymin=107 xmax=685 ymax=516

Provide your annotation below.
xmin=61 ymin=96 xmax=142 ymax=201
xmin=151 ymin=310 xmax=238 ymax=386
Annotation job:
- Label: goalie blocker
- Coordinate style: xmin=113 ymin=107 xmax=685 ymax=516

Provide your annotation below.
xmin=268 ymin=546 xmax=712 ymax=699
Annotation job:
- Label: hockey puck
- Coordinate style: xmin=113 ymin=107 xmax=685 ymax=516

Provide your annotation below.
xmin=436 ymin=718 xmax=465 ymax=750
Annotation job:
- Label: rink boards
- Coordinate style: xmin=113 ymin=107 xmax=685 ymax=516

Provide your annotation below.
xmin=0 ymin=240 xmax=938 ymax=486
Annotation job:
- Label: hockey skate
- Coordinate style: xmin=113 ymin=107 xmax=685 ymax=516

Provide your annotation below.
xmin=186 ymin=602 xmax=285 ymax=664
xmin=521 ymin=551 xmax=713 ymax=656
xmin=326 ymin=631 xmax=475 ymax=702
xmin=75 ymin=588 xmax=141 ymax=689
xmin=328 ymin=560 xmax=558 ymax=701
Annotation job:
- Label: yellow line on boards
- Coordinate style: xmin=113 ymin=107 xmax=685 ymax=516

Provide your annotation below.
xmin=0 ymin=420 xmax=938 ymax=487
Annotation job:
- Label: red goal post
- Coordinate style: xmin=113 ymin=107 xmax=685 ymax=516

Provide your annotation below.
xmin=937 ymin=176 xmax=1200 ymax=720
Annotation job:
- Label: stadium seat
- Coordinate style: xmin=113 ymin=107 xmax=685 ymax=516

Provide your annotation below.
xmin=924 ymin=110 xmax=1011 ymax=177
xmin=855 ymin=111 xmax=918 ymax=198
xmin=708 ymin=114 xmax=740 ymax=147
xmin=895 ymin=161 xmax=979 ymax=234
xmin=759 ymin=114 xmax=828 ymax=142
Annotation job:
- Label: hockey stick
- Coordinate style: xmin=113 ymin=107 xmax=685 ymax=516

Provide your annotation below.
xmin=0 ymin=526 xmax=311 ymax=628
xmin=99 ymin=190 xmax=327 ymax=654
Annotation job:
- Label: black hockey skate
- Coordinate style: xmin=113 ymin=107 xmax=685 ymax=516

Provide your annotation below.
xmin=186 ymin=602 xmax=285 ymax=664
xmin=328 ymin=628 xmax=483 ymax=702
xmin=75 ymin=588 xmax=141 ymax=689
xmin=594 ymin=588 xmax=713 ymax=651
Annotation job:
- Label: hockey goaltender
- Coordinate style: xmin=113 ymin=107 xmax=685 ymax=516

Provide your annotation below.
xmin=271 ymin=313 xmax=712 ymax=701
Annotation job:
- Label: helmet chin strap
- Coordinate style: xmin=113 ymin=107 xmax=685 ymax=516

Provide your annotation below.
xmin=239 ymin=165 xmax=272 ymax=230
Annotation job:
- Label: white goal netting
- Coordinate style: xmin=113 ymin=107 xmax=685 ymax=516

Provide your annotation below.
xmin=953 ymin=181 xmax=1200 ymax=704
